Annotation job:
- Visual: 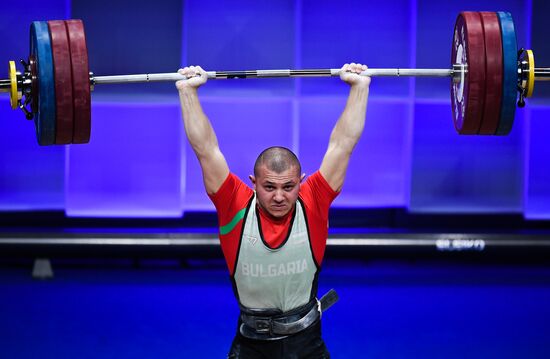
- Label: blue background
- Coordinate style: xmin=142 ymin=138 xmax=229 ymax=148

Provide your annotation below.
xmin=0 ymin=0 xmax=549 ymax=219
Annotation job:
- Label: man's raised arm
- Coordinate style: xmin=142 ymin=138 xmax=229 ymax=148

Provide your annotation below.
xmin=320 ymin=63 xmax=371 ymax=192
xmin=177 ymin=66 xmax=229 ymax=194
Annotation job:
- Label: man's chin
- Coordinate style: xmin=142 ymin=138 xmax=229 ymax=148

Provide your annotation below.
xmin=269 ymin=207 xmax=288 ymax=218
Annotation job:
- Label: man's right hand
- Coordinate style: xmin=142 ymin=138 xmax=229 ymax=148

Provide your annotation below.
xmin=176 ymin=66 xmax=207 ymax=91
xmin=339 ymin=63 xmax=370 ymax=88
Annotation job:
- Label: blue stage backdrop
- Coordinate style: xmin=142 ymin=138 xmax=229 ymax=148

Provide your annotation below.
xmin=0 ymin=0 xmax=548 ymax=219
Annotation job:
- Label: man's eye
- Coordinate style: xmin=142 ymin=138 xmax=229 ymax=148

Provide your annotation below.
xmin=284 ymin=186 xmax=293 ymax=191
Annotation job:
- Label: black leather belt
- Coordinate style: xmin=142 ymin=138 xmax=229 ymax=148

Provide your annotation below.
xmin=239 ymin=289 xmax=339 ymax=340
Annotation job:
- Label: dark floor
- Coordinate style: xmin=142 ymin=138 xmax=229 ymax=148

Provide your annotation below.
xmin=1 ymin=258 xmax=549 ymax=358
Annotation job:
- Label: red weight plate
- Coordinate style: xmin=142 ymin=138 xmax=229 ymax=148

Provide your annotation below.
xmin=478 ymin=12 xmax=503 ymax=135
xmin=48 ymin=20 xmax=74 ymax=144
xmin=65 ymin=19 xmax=91 ymax=144
xmin=451 ymin=12 xmax=486 ymax=134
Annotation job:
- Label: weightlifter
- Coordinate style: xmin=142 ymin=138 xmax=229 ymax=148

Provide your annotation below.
xmin=176 ymin=62 xmax=370 ymax=358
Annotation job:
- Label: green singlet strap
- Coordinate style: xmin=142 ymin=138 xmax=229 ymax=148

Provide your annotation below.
xmin=219 ymin=207 xmax=247 ymax=235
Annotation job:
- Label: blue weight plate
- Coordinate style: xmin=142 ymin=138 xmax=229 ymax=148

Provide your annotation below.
xmin=30 ymin=21 xmax=56 ymax=145
xmin=496 ymin=12 xmax=517 ymax=136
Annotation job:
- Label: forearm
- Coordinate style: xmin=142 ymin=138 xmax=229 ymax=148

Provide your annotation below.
xmin=179 ymin=87 xmax=219 ymax=158
xmin=329 ymin=84 xmax=369 ymax=153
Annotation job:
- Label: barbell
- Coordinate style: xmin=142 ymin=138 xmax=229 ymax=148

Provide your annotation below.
xmin=1 ymin=11 xmax=549 ymax=145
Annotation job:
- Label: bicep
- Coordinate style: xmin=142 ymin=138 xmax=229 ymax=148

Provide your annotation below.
xmin=198 ymin=148 xmax=230 ymax=195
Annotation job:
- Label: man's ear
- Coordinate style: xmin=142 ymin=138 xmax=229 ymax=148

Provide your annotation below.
xmin=249 ymin=175 xmax=256 ymax=189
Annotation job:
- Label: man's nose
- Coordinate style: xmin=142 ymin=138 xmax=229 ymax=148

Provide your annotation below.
xmin=273 ymin=189 xmax=284 ymax=202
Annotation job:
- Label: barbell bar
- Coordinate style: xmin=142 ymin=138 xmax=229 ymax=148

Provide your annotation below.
xmin=1 ymin=11 xmax=549 ymax=145
xmin=92 ymin=67 xmax=550 ymax=82
xmin=92 ymin=67 xmax=549 ymax=82
xmin=92 ymin=68 xmax=456 ymax=84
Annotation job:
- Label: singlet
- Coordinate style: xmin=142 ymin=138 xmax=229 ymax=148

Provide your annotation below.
xmin=233 ymin=194 xmax=318 ymax=311
xmin=209 ymin=171 xmax=339 ymax=312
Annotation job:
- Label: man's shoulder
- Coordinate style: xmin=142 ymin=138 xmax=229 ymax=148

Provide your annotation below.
xmin=300 ymin=171 xmax=337 ymax=196
xmin=210 ymin=173 xmax=253 ymax=213
xmin=299 ymin=171 xmax=339 ymax=214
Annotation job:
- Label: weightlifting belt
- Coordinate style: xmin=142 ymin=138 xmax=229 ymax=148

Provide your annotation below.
xmin=239 ymin=289 xmax=339 ymax=340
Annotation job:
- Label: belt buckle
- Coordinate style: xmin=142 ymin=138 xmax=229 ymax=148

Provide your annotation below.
xmin=254 ymin=318 xmax=272 ymax=335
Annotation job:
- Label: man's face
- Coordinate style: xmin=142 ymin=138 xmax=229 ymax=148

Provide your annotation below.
xmin=250 ymin=165 xmax=304 ymax=219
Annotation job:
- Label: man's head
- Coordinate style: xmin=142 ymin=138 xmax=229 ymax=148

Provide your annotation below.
xmin=249 ymin=147 xmax=304 ymax=219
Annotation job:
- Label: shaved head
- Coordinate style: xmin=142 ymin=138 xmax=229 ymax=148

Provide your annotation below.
xmin=254 ymin=146 xmax=301 ymax=177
